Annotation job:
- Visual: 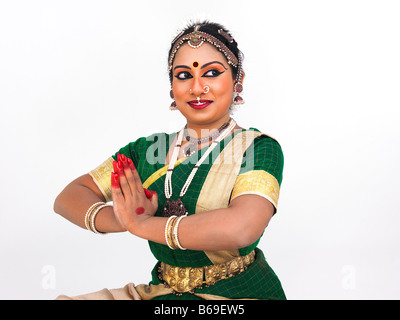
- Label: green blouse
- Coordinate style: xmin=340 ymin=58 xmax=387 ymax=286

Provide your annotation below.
xmin=90 ymin=128 xmax=286 ymax=300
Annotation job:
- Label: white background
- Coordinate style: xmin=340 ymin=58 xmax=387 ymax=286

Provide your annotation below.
xmin=0 ymin=0 xmax=399 ymax=300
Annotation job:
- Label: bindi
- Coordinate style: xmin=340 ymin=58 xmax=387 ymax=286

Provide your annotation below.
xmin=135 ymin=207 xmax=145 ymax=215
xmin=192 ymin=61 xmax=199 ymax=68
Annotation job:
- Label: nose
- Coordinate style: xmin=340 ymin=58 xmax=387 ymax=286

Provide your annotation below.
xmin=190 ymin=76 xmax=205 ymax=97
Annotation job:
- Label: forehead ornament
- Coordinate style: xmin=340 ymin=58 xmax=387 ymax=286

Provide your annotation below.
xmin=168 ymin=25 xmax=238 ymax=71
xmin=188 ymin=26 xmax=204 ymax=48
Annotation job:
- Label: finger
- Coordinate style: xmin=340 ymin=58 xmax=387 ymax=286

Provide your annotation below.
xmin=150 ymin=190 xmax=158 ymax=203
xmin=149 ymin=190 xmax=158 ymax=213
xmin=118 ymin=154 xmax=140 ymax=194
xmin=129 ymin=159 xmax=145 ymax=193
xmin=110 ymin=172 xmax=124 ymax=202
xmin=127 ymin=158 xmax=135 ymax=171
xmin=120 ymin=154 xmax=143 ymax=194
xmin=110 ymin=172 xmax=130 ymax=229
xmin=113 ymin=160 xmax=132 ymax=197
xmin=143 ymin=189 xmax=158 ymax=201
xmin=144 ymin=188 xmax=153 ymax=199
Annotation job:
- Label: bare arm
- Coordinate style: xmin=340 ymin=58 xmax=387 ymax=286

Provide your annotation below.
xmin=111 ymin=156 xmax=274 ymax=251
xmin=134 ymin=194 xmax=274 ymax=251
xmin=53 ymin=173 xmax=125 ymax=233
xmin=55 ymin=156 xmax=274 ymax=250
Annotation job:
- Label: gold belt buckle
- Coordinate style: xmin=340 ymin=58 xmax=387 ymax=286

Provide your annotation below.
xmin=159 ymin=250 xmax=256 ymax=295
xmin=204 ymin=263 xmax=227 ymax=286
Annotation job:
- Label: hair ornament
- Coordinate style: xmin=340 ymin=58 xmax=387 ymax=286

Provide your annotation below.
xmin=171 ymin=30 xmax=184 ymax=45
xmin=218 ymin=29 xmax=234 ymax=43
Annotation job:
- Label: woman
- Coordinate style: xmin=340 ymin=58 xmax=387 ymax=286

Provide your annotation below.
xmin=54 ymin=21 xmax=286 ymax=300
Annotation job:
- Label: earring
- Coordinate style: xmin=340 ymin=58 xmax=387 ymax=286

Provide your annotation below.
xmin=233 ymin=57 xmax=245 ymax=105
xmin=233 ymin=83 xmax=244 ymax=105
xmin=169 ymin=89 xmax=178 ymax=110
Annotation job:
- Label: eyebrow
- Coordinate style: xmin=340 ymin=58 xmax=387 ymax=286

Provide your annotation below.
xmin=201 ymin=61 xmax=228 ymax=70
xmin=173 ymin=65 xmax=191 ymax=71
xmin=173 ymin=60 xmax=228 ymax=71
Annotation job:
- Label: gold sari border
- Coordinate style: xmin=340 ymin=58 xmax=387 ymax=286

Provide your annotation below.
xmin=196 ymin=130 xmax=264 ymax=265
xmin=230 ymin=170 xmax=280 ymax=210
xmin=143 ymin=157 xmax=188 ymax=189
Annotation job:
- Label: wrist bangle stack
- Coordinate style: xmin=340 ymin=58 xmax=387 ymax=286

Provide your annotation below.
xmin=173 ymin=215 xmax=186 ymax=250
xmin=84 ymin=202 xmax=111 ymax=234
xmin=165 ymin=216 xmax=177 ymax=249
xmin=165 ymin=214 xmax=187 ymax=250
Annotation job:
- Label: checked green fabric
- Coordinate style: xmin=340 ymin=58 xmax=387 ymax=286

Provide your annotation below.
xmin=112 ymin=128 xmax=286 ymax=300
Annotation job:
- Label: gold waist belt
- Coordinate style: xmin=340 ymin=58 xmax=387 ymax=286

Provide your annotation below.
xmin=158 ymin=250 xmax=256 ymax=294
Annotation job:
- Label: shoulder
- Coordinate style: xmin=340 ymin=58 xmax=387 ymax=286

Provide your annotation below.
xmin=231 ymin=128 xmax=284 ymax=211
xmin=243 ymin=128 xmax=283 ymax=159
xmin=239 ymin=128 xmax=284 ymax=185
xmin=247 ymin=127 xmax=281 ymax=145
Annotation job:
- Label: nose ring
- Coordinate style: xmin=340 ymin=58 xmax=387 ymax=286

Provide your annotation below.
xmin=190 ymin=86 xmax=210 ymax=102
xmin=189 ymin=86 xmax=210 ymax=95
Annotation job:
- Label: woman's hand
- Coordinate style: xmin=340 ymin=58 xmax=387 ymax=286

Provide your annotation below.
xmin=111 ymin=153 xmax=158 ymax=235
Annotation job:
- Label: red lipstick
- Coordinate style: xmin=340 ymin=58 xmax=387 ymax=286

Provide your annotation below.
xmin=187 ymin=100 xmax=213 ymax=110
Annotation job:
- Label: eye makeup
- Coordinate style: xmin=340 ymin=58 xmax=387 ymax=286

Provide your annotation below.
xmin=174 ymin=70 xmax=225 ymax=79
xmin=174 ymin=60 xmax=228 ymax=80
xmin=174 ymin=70 xmax=193 ymax=80
xmin=201 ymin=62 xmax=227 ymax=76
xmin=202 ymin=68 xmax=225 ymax=77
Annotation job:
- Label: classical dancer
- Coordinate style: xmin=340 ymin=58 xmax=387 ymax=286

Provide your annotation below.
xmin=54 ymin=21 xmax=286 ymax=300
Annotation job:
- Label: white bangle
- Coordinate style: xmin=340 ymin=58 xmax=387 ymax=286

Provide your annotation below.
xmin=173 ymin=215 xmax=187 ymax=250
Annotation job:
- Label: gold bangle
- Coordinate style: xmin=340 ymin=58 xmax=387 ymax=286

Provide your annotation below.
xmin=168 ymin=216 xmax=179 ymax=249
xmin=169 ymin=217 xmax=179 ymax=250
xmin=89 ymin=204 xmax=111 ymax=234
xmin=165 ymin=215 xmax=178 ymax=249
xmin=84 ymin=202 xmax=111 ymax=234
xmin=84 ymin=202 xmax=104 ymax=231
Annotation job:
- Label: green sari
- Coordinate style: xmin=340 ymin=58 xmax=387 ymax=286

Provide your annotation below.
xmin=89 ymin=128 xmax=286 ymax=300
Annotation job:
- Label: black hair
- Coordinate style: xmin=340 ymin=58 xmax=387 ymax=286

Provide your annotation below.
xmin=168 ymin=20 xmax=243 ymax=83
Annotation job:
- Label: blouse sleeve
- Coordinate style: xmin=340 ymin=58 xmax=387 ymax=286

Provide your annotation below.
xmin=88 ymin=137 xmax=145 ymax=202
xmin=230 ymin=134 xmax=284 ymax=213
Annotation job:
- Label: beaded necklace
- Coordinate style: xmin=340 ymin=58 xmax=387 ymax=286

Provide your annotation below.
xmin=183 ymin=120 xmax=231 ymax=157
xmin=162 ymin=119 xmax=236 ymax=217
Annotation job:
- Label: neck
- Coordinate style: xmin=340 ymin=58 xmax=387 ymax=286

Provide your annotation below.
xmin=185 ymin=115 xmax=232 ymax=140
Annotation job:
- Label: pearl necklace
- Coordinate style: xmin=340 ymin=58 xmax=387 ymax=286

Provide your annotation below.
xmin=162 ymin=119 xmax=237 ymax=217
